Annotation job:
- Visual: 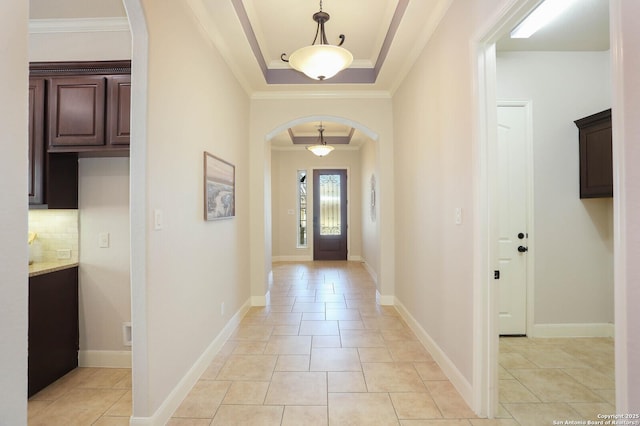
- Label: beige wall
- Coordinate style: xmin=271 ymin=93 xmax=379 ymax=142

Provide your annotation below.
xmin=78 ymin=158 xmax=131 ymax=356
xmin=392 ymin=0 xmax=510 ymax=394
xmin=29 ymin=31 xmax=131 ymax=62
xmin=138 ymin=0 xmax=250 ymax=417
xmin=360 ymin=141 xmax=379 ymax=281
xmin=29 ymin=0 xmax=130 ymax=61
xmin=497 ymin=51 xmax=613 ymax=329
xmin=271 ymin=148 xmax=363 ymax=261
xmin=29 ymin=0 xmax=126 ymax=19
xmin=0 ymin=1 xmax=29 ymax=424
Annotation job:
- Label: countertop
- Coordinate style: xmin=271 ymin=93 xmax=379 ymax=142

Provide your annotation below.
xmin=29 ymin=260 xmax=79 ymax=278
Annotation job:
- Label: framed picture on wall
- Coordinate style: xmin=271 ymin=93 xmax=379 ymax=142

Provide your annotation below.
xmin=204 ymin=152 xmax=235 ymax=220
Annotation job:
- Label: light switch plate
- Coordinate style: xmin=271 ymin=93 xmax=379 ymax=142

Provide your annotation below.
xmin=98 ymin=232 xmax=110 ymax=248
xmin=455 ymin=207 xmax=463 ymax=225
xmin=154 ymin=209 xmax=163 ymax=230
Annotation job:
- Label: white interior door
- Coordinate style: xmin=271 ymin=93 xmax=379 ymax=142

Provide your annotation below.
xmin=497 ymin=104 xmax=530 ymax=335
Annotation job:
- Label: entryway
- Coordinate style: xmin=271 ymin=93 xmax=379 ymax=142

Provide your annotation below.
xmin=313 ymin=169 xmax=348 ymax=261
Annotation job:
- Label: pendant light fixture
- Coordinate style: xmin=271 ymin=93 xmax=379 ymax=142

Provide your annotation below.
xmin=307 ymin=124 xmax=334 ymax=157
xmin=281 ymin=1 xmax=353 ymax=81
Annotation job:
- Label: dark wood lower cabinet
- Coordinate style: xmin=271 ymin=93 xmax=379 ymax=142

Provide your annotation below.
xmin=28 ymin=267 xmax=79 ymax=397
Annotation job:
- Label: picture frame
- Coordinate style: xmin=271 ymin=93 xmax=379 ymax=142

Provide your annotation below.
xmin=204 ymin=152 xmax=235 ymax=220
xmin=370 ymin=173 xmax=376 ymax=222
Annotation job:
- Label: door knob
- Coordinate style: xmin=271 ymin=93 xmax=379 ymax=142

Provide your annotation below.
xmin=517 ymin=245 xmax=528 ymax=253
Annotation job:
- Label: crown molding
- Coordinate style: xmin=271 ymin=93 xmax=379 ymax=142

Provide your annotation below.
xmin=29 ymin=17 xmax=130 ymax=34
xmin=251 ymin=90 xmax=392 ymax=100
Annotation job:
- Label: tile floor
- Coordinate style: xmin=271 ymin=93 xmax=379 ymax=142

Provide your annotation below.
xmin=168 ymin=261 xmax=479 ymax=425
xmin=498 ymin=335 xmax=615 ymax=426
xmin=28 ymin=367 xmax=131 ymax=425
xmin=27 ymin=261 xmax=616 ymax=425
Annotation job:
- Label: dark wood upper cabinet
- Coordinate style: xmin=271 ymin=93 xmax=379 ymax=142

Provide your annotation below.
xmin=46 ymin=153 xmax=79 ymax=209
xmin=48 ymin=76 xmax=106 ymax=148
xmin=574 ymin=109 xmax=613 ymax=198
xmin=28 ymin=78 xmax=45 ymax=205
xmin=28 ymin=61 xmax=130 ymax=208
xmin=106 ymin=75 xmax=131 ymax=146
xmin=48 ymin=76 xmax=106 ymax=147
xmin=31 ymin=60 xmax=131 ymax=155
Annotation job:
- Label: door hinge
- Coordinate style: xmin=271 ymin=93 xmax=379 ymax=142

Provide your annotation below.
xmin=494 ymin=270 xmax=500 ymax=279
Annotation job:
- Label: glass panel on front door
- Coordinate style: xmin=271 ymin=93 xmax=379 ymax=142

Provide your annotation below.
xmin=297 ymin=170 xmax=308 ymax=247
xmin=319 ymin=174 xmax=342 ymax=236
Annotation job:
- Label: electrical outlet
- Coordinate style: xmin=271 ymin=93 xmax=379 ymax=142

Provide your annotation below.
xmin=57 ymin=249 xmax=71 ymax=259
xmin=122 ymin=322 xmax=132 ymax=346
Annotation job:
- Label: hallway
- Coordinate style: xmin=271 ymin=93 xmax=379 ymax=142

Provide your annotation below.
xmin=25 ymin=261 xmax=618 ymax=425
xmin=169 ymin=261 xmax=478 ymax=425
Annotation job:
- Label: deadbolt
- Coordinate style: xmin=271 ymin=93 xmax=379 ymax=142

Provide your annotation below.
xmin=517 ymin=233 xmax=525 ymax=240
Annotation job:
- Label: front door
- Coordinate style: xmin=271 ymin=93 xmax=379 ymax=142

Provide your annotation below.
xmin=313 ymin=169 xmax=348 ymax=260
xmin=497 ymin=104 xmax=530 ymax=335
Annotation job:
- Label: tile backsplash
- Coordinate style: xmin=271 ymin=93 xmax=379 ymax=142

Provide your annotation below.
xmin=28 ymin=210 xmax=79 ymax=263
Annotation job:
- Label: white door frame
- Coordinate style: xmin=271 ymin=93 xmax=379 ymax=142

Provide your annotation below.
xmin=473 ymin=0 xmax=627 ymax=417
xmin=472 ymin=1 xmax=546 ymax=415
xmin=497 ymin=100 xmax=535 ymax=337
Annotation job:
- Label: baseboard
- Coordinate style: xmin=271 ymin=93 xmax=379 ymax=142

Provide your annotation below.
xmin=376 ymin=290 xmax=395 ymax=306
xmin=78 ymin=350 xmax=132 ymax=368
xmin=272 ymin=256 xmax=365 ymax=262
xmin=251 ymin=290 xmax=270 ymax=307
xmin=531 ymin=323 xmax=614 ymax=338
xmin=129 ymin=298 xmax=251 ymax=426
xmin=362 ymin=261 xmax=378 ymax=284
xmin=272 ymin=255 xmax=312 ymax=262
xmin=394 ymin=298 xmax=474 ymax=409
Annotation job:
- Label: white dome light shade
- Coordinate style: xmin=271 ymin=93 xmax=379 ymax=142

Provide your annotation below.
xmin=288 ymin=44 xmax=353 ymax=81
xmin=307 ymin=144 xmax=335 ymax=156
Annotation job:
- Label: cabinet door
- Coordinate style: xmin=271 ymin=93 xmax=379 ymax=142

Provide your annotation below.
xmin=28 ymin=267 xmax=79 ymax=397
xmin=575 ymin=110 xmax=613 ymax=198
xmin=48 ymin=77 xmax=106 ymax=147
xmin=106 ymin=75 xmax=131 ymax=146
xmin=47 ymin=153 xmax=79 ymax=209
xmin=28 ymin=78 xmax=45 ymax=204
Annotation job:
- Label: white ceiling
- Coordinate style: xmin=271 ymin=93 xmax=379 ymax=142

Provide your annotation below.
xmin=29 ymin=0 xmax=610 ymax=150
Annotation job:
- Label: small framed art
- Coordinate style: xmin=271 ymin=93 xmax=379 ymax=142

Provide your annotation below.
xmin=204 ymin=152 xmax=235 ymax=220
